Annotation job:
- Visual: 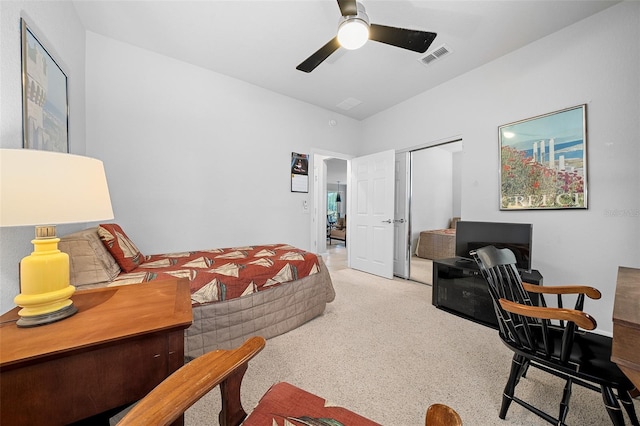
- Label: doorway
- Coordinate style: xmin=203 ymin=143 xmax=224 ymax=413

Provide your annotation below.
xmin=311 ymin=151 xmax=352 ymax=257
xmin=326 ymin=158 xmax=347 ymax=248
xmin=312 ymin=149 xmax=396 ymax=279
xmin=408 ymin=140 xmax=462 ymax=284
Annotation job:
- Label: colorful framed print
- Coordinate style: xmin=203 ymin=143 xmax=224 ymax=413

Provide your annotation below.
xmin=499 ymin=105 xmax=587 ymax=210
xmin=21 ymin=18 xmax=69 ymax=152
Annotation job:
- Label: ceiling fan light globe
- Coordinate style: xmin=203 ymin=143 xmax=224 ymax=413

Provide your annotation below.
xmin=337 ymin=19 xmax=369 ymax=50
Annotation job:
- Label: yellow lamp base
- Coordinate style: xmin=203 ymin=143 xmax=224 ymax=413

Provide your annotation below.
xmin=14 ymin=226 xmax=77 ymax=328
xmin=16 ymin=303 xmax=78 ymax=327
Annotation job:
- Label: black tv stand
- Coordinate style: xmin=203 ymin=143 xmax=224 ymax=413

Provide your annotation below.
xmin=432 ymin=257 xmax=543 ymax=329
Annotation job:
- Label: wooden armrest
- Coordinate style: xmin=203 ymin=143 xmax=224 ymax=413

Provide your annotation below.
xmin=118 ymin=336 xmax=266 ymax=426
xmin=498 ymin=298 xmax=597 ymax=330
xmin=522 ymin=282 xmax=601 ymax=300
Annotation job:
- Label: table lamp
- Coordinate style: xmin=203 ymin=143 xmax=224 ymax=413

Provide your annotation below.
xmin=0 ymin=149 xmax=114 ymax=327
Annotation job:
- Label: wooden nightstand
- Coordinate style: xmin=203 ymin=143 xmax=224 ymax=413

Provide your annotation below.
xmin=612 ymin=266 xmax=640 ymax=390
xmin=0 ymin=278 xmax=192 ymax=425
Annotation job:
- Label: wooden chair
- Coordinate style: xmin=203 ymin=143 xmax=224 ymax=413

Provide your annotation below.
xmin=471 ymin=245 xmax=638 ymax=426
xmin=118 ymin=336 xmax=462 ymax=426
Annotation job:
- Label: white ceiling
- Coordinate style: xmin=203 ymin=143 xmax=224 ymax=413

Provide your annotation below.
xmin=72 ymin=0 xmax=619 ymax=120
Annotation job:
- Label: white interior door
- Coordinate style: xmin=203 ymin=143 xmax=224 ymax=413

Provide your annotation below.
xmin=349 ymin=150 xmax=395 ymax=279
xmin=393 ymin=152 xmax=410 ymax=278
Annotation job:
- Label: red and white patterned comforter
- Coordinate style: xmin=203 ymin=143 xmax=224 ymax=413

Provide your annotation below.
xmin=108 ymin=244 xmax=321 ymax=305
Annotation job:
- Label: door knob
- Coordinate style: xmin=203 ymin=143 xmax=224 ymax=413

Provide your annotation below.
xmin=394 ymin=218 xmax=406 ymax=223
xmin=382 ymin=219 xmax=392 ymax=223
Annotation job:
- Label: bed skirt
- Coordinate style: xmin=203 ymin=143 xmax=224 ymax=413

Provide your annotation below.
xmin=184 ymin=256 xmax=335 ymax=358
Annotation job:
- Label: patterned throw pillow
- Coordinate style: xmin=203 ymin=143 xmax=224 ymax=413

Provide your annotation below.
xmin=97 ymin=224 xmax=145 ymax=272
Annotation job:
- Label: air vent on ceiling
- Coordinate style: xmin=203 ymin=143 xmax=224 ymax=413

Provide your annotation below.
xmin=336 ymin=97 xmax=362 ymax=111
xmin=418 ymin=44 xmax=452 ymax=67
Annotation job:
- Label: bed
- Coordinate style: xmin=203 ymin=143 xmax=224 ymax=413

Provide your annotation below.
xmin=414 ymin=217 xmax=460 ymax=260
xmin=415 ymin=229 xmax=456 ymax=260
xmin=58 ymin=224 xmax=335 ymax=359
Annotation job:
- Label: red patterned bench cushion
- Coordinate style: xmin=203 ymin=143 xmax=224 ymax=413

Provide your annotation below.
xmin=244 ymin=382 xmax=381 ymax=426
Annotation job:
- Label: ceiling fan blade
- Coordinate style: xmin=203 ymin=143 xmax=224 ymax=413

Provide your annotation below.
xmin=369 ymin=24 xmax=437 ymax=53
xmin=296 ymin=37 xmax=341 ymax=73
xmin=337 ymin=0 xmax=358 ymax=17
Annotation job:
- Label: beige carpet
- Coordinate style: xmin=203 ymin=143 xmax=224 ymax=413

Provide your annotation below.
xmin=181 ymin=266 xmax=637 ymax=425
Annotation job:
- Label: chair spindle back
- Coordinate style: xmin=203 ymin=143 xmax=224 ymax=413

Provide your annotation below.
xmin=472 ymin=246 xmax=554 ymax=357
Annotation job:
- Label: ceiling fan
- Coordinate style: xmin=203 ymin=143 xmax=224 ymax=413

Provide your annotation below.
xmin=296 ymin=0 xmax=437 ymax=73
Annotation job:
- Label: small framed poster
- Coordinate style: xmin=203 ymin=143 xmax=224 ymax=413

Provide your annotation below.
xmin=291 ymin=152 xmax=309 ymax=193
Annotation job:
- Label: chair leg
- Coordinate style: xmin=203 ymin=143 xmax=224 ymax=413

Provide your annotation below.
xmin=558 ymin=378 xmax=572 ymax=425
xmin=618 ymin=388 xmax=640 ymax=426
xmin=515 ymin=358 xmax=529 ymax=385
xmin=519 ymin=359 xmax=530 ymax=379
xmin=602 ymin=386 xmax=625 ymax=426
xmin=500 ymin=354 xmax=524 ymax=419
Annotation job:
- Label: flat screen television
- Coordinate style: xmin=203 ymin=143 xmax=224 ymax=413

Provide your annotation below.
xmin=455 ymin=221 xmax=533 ymax=272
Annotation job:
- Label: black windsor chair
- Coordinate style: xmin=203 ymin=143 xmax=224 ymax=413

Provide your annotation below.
xmin=471 ymin=245 xmax=638 ymax=426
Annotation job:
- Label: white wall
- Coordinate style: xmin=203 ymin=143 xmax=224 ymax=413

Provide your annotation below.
xmin=363 ymin=2 xmax=640 ymax=334
xmin=0 ymin=1 xmax=87 ymax=313
xmin=85 ymin=32 xmax=362 ymax=255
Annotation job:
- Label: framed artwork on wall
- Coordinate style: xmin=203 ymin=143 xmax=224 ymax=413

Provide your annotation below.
xmin=21 ymin=18 xmax=69 ymax=153
xmin=499 ymin=104 xmax=587 ymax=210
xmin=291 ymin=152 xmax=309 ymax=193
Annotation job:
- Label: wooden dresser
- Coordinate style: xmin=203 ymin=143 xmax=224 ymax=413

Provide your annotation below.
xmin=0 ymin=278 xmax=192 ymax=425
xmin=611 ymin=266 xmax=640 ymax=390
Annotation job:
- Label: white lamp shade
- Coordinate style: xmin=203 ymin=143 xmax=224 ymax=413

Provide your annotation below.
xmin=0 ymin=149 xmax=114 ymax=227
